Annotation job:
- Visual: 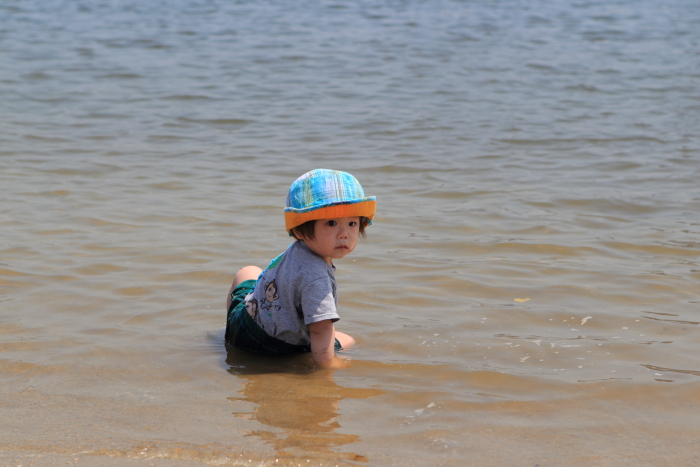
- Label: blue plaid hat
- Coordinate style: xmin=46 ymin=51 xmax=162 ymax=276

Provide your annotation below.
xmin=284 ymin=169 xmax=376 ymax=233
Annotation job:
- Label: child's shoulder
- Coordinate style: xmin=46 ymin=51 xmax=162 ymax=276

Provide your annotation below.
xmin=261 ymin=241 xmax=323 ymax=276
xmin=287 ymin=241 xmax=330 ymax=268
xmin=265 ymin=242 xmax=331 ymax=284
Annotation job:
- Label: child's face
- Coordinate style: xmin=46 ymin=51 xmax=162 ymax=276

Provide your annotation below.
xmin=301 ymin=216 xmax=360 ymax=265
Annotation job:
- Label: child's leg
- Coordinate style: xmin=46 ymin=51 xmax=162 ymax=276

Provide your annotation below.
xmin=334 ymin=330 xmax=355 ymax=350
xmin=226 ymin=266 xmax=262 ymax=310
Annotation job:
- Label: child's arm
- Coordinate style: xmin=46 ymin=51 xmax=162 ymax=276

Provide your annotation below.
xmin=309 ymin=319 xmax=345 ymax=368
xmin=309 ymin=319 xmax=335 ymax=362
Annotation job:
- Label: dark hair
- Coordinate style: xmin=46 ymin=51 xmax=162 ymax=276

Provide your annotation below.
xmin=291 ymin=217 xmax=369 ymax=241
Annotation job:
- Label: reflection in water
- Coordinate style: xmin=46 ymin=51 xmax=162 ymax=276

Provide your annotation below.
xmin=225 ymin=348 xmax=382 ymax=463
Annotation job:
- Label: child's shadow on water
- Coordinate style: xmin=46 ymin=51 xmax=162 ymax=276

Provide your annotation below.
xmin=225 ymin=346 xmax=382 ymax=463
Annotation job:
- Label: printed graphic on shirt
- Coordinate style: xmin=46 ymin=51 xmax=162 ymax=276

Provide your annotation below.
xmin=245 ymin=294 xmax=259 ymax=319
xmin=260 ymin=279 xmax=282 ymax=314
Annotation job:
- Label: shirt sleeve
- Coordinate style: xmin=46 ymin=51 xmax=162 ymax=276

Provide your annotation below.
xmin=300 ymin=276 xmax=340 ymax=325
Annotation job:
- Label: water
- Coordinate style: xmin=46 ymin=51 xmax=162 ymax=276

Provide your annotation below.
xmin=1 ymin=0 xmax=699 ymax=465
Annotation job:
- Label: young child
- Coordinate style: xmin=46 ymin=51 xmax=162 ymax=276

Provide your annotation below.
xmin=225 ymin=169 xmax=376 ymax=367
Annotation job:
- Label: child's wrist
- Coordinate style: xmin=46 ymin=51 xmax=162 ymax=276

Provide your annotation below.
xmin=312 ymin=351 xmax=335 ymax=363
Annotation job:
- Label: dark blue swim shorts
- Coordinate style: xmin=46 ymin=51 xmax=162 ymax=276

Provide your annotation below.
xmin=225 ymin=279 xmax=341 ymax=355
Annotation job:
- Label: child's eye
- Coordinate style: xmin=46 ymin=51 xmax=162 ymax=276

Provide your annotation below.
xmin=349 ymin=221 xmax=357 ymax=227
xmin=327 ymin=220 xmax=337 ymax=227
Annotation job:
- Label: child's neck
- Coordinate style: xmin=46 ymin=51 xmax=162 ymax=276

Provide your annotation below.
xmin=299 ymin=240 xmax=334 ymax=266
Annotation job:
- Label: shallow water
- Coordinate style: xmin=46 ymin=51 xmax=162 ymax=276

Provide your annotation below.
xmin=1 ymin=0 xmax=699 ymax=465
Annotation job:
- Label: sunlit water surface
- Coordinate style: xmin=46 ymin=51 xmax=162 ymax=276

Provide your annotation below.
xmin=1 ymin=0 xmax=699 ymax=466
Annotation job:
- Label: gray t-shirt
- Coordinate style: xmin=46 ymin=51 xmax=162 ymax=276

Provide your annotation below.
xmin=245 ymin=241 xmax=339 ymax=346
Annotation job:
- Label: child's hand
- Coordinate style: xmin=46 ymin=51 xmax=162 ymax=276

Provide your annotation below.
xmin=315 ymin=356 xmax=351 ymax=370
xmin=309 ymin=320 xmax=352 ymax=370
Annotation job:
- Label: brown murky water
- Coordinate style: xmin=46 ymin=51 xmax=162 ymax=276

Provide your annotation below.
xmin=1 ymin=0 xmax=699 ymax=465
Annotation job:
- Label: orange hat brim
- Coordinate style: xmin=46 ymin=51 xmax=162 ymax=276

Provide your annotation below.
xmin=285 ymin=200 xmax=376 ymax=233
